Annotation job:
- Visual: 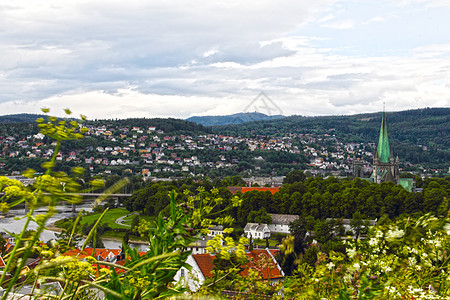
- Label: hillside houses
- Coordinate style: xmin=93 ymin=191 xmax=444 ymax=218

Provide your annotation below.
xmin=2 ymin=118 xmax=437 ymax=179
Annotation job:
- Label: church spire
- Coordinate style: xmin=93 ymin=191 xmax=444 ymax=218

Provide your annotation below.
xmin=377 ymin=107 xmax=391 ymax=163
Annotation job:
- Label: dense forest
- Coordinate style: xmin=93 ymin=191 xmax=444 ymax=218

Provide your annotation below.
xmin=121 ymin=172 xmax=450 ymax=228
xmin=0 ymin=113 xmax=47 ymax=123
xmin=0 ymin=116 xmax=210 ymax=135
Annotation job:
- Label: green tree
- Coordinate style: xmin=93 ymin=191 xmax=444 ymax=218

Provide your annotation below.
xmin=350 ymin=211 xmax=366 ymax=241
xmin=284 ymin=170 xmax=306 ymax=184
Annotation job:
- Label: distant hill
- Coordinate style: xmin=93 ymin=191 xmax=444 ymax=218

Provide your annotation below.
xmin=0 ymin=113 xmax=46 ymax=123
xmin=0 ymin=116 xmax=211 ymax=138
xmin=186 ymin=112 xmax=285 ymax=126
xmin=214 ymin=107 xmax=450 ymax=168
xmin=87 ymin=118 xmax=210 ymax=134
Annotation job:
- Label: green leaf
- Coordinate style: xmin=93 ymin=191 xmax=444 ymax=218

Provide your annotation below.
xmin=81 ymin=208 xmax=109 ymax=251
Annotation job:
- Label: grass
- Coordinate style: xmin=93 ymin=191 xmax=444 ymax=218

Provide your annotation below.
xmin=121 ymin=213 xmax=154 ymax=226
xmin=54 ymin=207 xmax=156 ymax=232
xmin=253 ymin=238 xmax=279 ymax=248
xmin=81 ymin=208 xmax=131 ymax=229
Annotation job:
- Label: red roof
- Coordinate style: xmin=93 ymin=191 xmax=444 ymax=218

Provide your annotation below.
xmin=62 ymin=248 xmax=121 ymax=260
xmin=5 ymin=244 xmax=13 ymax=252
xmin=192 ymin=249 xmax=283 ymax=280
xmin=228 ymin=187 xmax=280 ymax=195
xmin=192 ymin=254 xmax=214 ymax=278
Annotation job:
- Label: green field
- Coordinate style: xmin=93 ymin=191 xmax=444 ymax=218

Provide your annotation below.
xmin=80 ymin=208 xmax=131 ymax=229
xmin=79 ymin=208 xmax=155 ymax=229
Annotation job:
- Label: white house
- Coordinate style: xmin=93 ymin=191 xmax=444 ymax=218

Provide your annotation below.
xmin=174 ymin=249 xmax=284 ymax=292
xmin=207 ymin=225 xmax=224 ymax=237
xmin=244 ymin=223 xmax=271 ymax=239
xmin=173 ymin=254 xmax=206 ymax=292
xmin=268 ymin=214 xmax=299 ymax=234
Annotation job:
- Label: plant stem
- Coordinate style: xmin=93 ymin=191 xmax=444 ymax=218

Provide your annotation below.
xmin=0 ymin=207 xmax=34 ymax=292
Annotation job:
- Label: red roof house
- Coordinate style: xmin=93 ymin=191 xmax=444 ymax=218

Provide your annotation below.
xmin=174 ymin=249 xmax=284 ymax=292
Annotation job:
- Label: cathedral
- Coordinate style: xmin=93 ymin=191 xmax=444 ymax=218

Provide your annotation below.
xmin=353 ymin=110 xmax=415 ymax=192
xmin=372 ymin=110 xmax=400 ymax=184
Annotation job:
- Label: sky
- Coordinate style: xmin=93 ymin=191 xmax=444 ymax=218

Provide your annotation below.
xmin=0 ymin=0 xmax=449 ymax=120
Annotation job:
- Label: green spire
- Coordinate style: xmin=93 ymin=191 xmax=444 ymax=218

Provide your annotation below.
xmin=377 ymin=110 xmax=391 ymax=163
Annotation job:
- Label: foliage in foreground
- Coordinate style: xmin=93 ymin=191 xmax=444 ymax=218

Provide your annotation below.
xmin=0 ymin=109 xmax=449 ymax=300
xmin=0 ymin=109 xmax=241 ymax=299
xmin=283 ymin=213 xmax=450 ymax=299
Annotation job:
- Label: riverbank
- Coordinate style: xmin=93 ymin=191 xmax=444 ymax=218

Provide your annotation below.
xmin=46 ymin=222 xmax=149 ymax=245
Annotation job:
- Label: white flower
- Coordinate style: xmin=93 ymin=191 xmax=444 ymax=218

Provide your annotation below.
xmin=353 ymin=262 xmax=361 ymax=271
xmin=443 ymin=223 xmax=450 ymax=235
xmin=386 ymin=286 xmax=397 ymax=294
xmin=326 ymin=262 xmax=335 ymax=270
xmin=346 ymin=248 xmax=356 ymax=259
xmin=386 ymin=228 xmax=405 ymax=241
xmin=369 ymin=238 xmax=378 ymax=246
xmin=343 ymin=273 xmax=352 ymax=283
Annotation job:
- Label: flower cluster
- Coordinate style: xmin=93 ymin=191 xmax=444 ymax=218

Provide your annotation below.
xmin=284 ymin=214 xmax=450 ymax=299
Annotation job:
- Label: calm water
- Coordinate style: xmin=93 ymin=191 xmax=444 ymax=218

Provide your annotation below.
xmin=0 ymin=203 xmax=147 ymax=250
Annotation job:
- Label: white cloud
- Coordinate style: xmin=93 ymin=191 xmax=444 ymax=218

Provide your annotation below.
xmin=321 ymin=19 xmax=355 ymax=29
xmin=363 ymin=16 xmax=386 ymax=24
xmin=0 ymin=0 xmax=448 ymax=119
xmin=317 ymin=14 xmax=336 ymax=23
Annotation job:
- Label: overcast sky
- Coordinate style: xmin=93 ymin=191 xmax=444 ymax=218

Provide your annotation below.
xmin=0 ymin=0 xmax=449 ymax=119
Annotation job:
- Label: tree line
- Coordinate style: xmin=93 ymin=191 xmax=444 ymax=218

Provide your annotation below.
xmin=122 ymin=172 xmax=450 ymax=228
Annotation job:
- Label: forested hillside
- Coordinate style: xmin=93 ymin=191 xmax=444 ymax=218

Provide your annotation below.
xmin=187 ymin=112 xmax=284 ymax=126
xmin=0 ymin=113 xmax=47 ymax=123
xmin=214 ymin=107 xmax=449 ymax=168
xmin=0 ymin=117 xmax=210 ymax=136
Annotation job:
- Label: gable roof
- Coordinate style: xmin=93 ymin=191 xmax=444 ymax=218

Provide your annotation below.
xmin=399 ymin=178 xmax=414 ymax=192
xmin=192 ymin=254 xmax=214 ymax=278
xmin=244 ymin=223 xmax=270 ymax=232
xmin=192 ymin=249 xmax=283 ymax=281
xmin=269 ymin=214 xmax=299 ymax=225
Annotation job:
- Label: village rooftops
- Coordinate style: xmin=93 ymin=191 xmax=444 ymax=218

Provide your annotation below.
xmin=191 ymin=249 xmax=284 ymax=280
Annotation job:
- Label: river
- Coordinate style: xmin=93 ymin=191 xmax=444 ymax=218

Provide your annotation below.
xmin=0 ymin=203 xmax=148 ymax=251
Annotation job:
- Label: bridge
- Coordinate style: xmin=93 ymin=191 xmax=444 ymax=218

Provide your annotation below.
xmin=0 ymin=193 xmax=134 ymax=213
xmin=60 ymin=193 xmax=134 ymax=212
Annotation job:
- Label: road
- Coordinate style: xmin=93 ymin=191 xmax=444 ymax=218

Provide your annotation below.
xmin=115 ymin=212 xmax=139 ymax=227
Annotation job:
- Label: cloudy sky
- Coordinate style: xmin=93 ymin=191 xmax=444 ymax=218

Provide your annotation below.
xmin=0 ymin=0 xmax=449 ymax=119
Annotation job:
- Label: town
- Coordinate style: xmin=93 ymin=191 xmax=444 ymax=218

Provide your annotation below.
xmin=1 ymin=114 xmax=447 ymax=185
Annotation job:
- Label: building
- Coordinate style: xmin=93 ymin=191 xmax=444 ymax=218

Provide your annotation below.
xmin=244 ymin=223 xmax=271 ymax=239
xmin=268 ymin=214 xmax=299 ymax=234
xmin=353 ymin=110 xmax=416 ymax=192
xmin=174 ymin=249 xmax=284 ymax=292
xmin=372 ymin=110 xmax=400 ymax=184
xmin=208 ymin=225 xmax=224 ymax=237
